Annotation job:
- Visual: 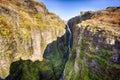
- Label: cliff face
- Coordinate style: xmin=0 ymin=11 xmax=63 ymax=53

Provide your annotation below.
xmin=0 ymin=0 xmax=67 ymax=79
xmin=64 ymin=7 xmax=120 ymax=80
xmin=0 ymin=0 xmax=120 ymax=80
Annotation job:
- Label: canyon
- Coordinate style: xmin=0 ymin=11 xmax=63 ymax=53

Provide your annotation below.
xmin=0 ymin=0 xmax=120 ymax=80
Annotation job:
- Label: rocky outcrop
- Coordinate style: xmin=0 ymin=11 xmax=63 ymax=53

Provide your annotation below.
xmin=0 ymin=0 xmax=67 ymax=79
xmin=64 ymin=7 xmax=120 ymax=80
xmin=0 ymin=1 xmax=120 ymax=80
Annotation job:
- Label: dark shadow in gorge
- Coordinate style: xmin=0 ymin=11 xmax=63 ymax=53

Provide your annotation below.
xmin=6 ymin=59 xmax=58 ymax=80
xmin=5 ymin=25 xmax=71 ymax=80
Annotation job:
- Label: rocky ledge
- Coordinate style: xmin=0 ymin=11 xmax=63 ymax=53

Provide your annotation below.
xmin=64 ymin=7 xmax=120 ymax=80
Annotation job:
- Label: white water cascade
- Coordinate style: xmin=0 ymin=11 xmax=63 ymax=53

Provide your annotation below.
xmin=66 ymin=24 xmax=72 ymax=53
xmin=59 ymin=24 xmax=72 ymax=80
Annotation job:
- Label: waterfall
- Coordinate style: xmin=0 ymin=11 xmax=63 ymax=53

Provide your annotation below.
xmin=59 ymin=24 xmax=72 ymax=80
xmin=66 ymin=24 xmax=72 ymax=53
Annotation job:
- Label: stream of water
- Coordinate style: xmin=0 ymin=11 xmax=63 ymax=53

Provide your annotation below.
xmin=67 ymin=24 xmax=72 ymax=53
xmin=59 ymin=24 xmax=72 ymax=80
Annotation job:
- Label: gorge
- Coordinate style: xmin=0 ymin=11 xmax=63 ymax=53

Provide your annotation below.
xmin=0 ymin=0 xmax=120 ymax=80
xmin=59 ymin=24 xmax=72 ymax=80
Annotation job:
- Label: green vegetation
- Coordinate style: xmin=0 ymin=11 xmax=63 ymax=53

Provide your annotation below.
xmin=8 ymin=37 xmax=67 ymax=80
xmin=64 ymin=20 xmax=120 ymax=80
xmin=0 ymin=17 xmax=12 ymax=38
xmin=0 ymin=0 xmax=66 ymax=79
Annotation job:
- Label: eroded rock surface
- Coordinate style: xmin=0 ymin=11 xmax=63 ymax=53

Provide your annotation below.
xmin=64 ymin=7 xmax=120 ymax=80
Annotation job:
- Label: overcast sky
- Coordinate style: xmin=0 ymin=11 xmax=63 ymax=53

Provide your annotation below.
xmin=39 ymin=0 xmax=120 ymax=20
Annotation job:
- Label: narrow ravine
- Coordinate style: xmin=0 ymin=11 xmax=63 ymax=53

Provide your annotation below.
xmin=59 ymin=24 xmax=72 ymax=80
xmin=67 ymin=24 xmax=72 ymax=54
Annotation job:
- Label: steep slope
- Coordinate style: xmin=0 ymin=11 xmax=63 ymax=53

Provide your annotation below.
xmin=64 ymin=7 xmax=120 ymax=80
xmin=0 ymin=1 xmax=120 ymax=80
xmin=0 ymin=0 xmax=68 ymax=79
